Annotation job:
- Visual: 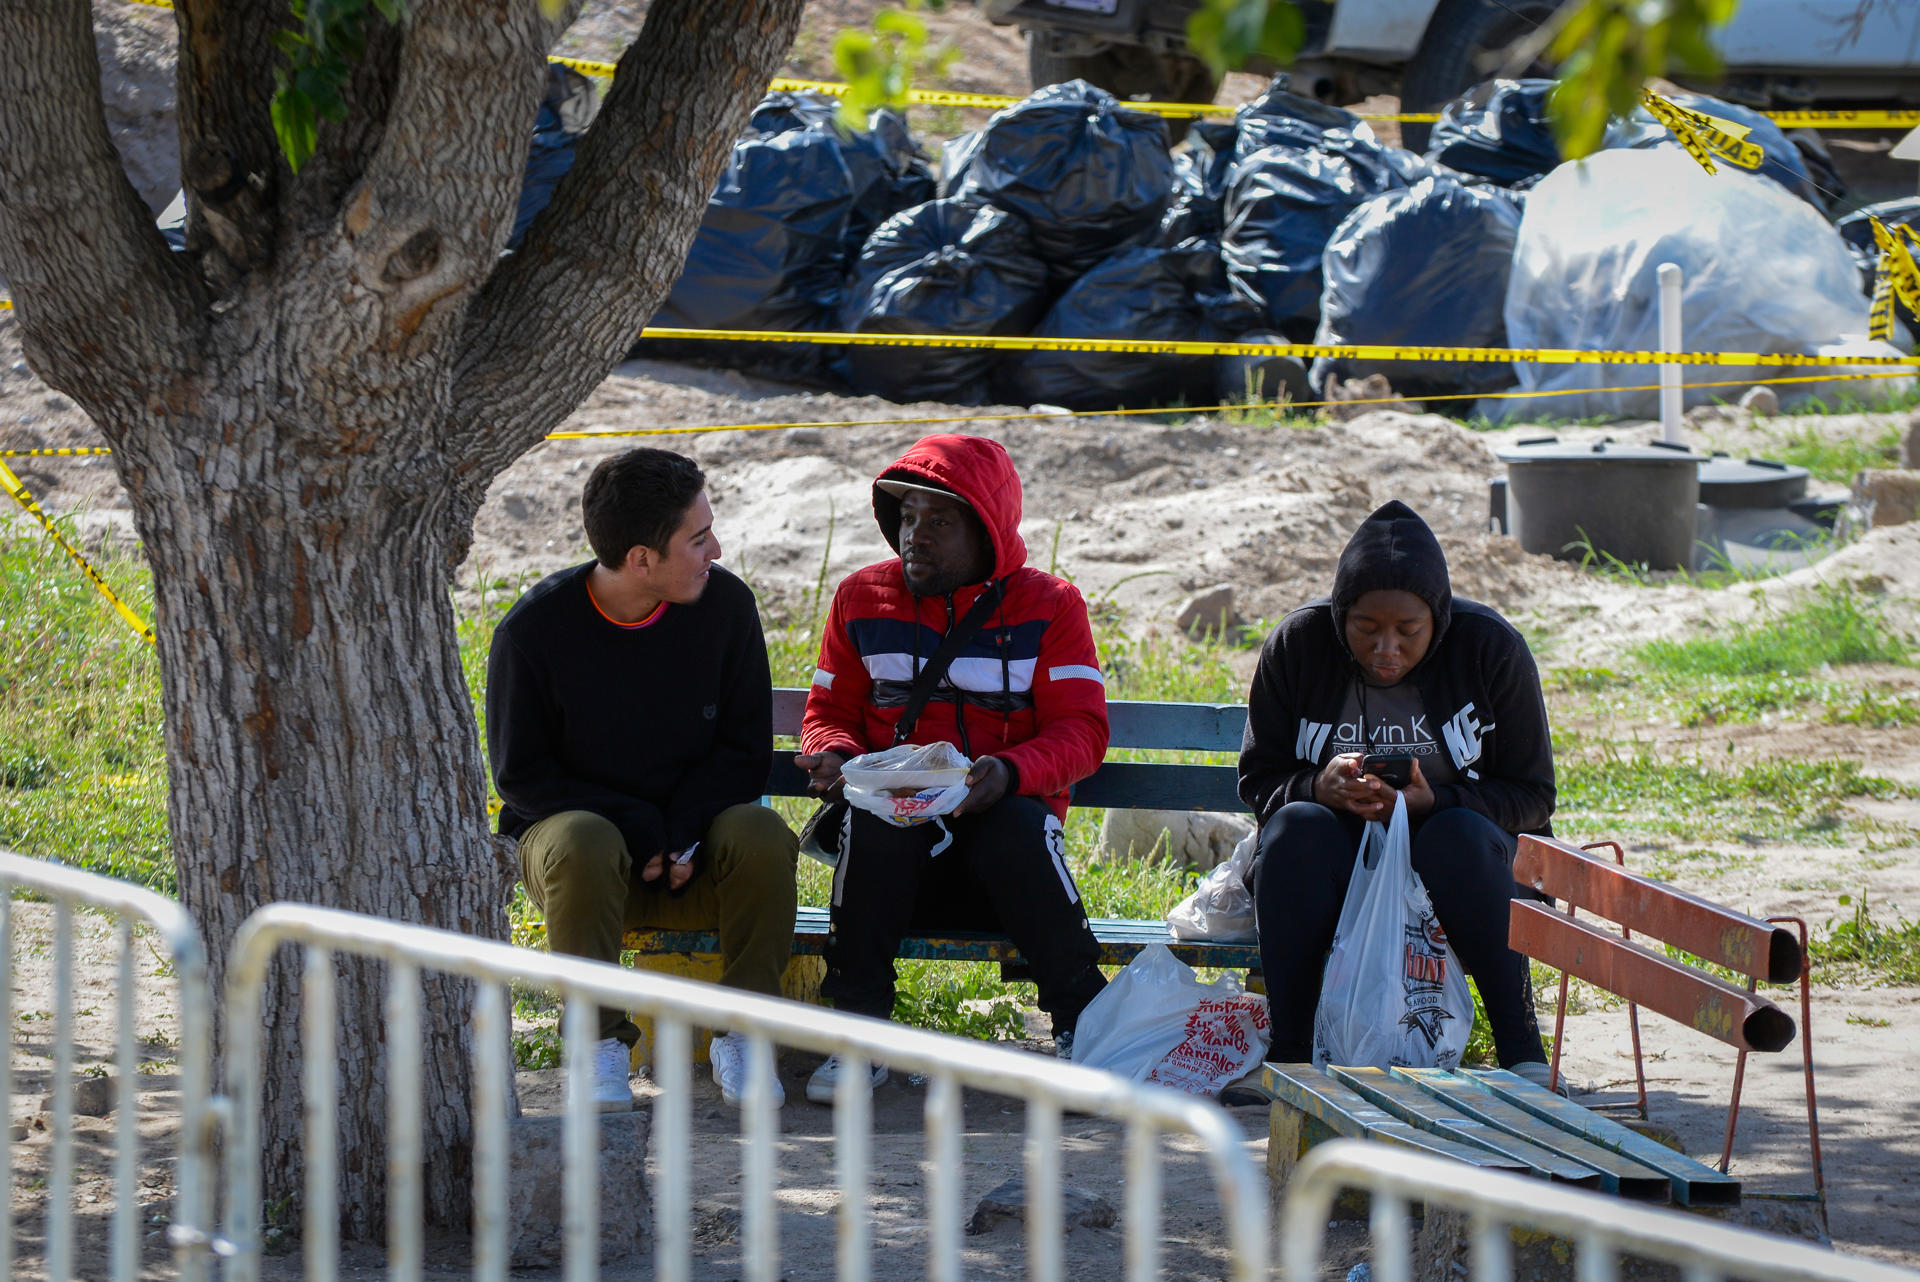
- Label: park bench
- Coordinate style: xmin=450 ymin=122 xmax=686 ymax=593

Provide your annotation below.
xmin=620 ymin=687 xmax=1260 ymax=1061
xmin=1265 ymin=833 xmax=1822 ymax=1227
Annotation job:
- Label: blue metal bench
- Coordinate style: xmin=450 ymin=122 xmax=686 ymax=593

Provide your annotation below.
xmin=621 ymin=687 xmax=1260 ymax=1019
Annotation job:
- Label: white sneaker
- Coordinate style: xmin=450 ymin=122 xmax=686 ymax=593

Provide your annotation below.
xmin=588 ymin=1037 xmax=635 ymax=1112
xmin=711 ymin=1031 xmax=785 ymax=1108
xmin=805 ymin=1054 xmax=888 ymax=1105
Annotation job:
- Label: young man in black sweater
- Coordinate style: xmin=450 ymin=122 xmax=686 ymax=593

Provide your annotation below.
xmin=487 ymin=448 xmax=798 ymax=1110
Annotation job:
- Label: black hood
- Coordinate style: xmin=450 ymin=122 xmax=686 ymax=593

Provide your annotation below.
xmin=1330 ymin=501 xmax=1453 ymax=671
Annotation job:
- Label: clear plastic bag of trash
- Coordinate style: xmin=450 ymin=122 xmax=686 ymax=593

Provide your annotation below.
xmin=840 ymin=742 xmax=974 ymax=827
xmin=1482 ymin=148 xmax=1887 ymax=422
xmin=1166 ymin=830 xmax=1259 ymax=943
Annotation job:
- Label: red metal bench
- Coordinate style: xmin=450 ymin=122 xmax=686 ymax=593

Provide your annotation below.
xmin=1508 ymin=835 xmax=1823 ymax=1216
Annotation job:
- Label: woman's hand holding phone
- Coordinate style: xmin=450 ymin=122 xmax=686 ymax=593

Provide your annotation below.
xmin=1319 ymin=753 xmax=1437 ymax=818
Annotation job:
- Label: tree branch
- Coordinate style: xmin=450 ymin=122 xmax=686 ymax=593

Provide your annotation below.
xmin=0 ymin=0 xmax=198 ymax=413
xmin=443 ymin=0 xmax=809 ymax=490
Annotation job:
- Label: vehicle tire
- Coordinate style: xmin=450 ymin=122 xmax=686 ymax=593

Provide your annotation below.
xmin=1027 ymin=36 xmax=1219 ymax=106
xmin=1397 ymin=0 xmax=1559 ymax=152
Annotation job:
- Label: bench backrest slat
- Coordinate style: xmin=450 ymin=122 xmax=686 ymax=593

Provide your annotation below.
xmin=767 ymin=686 xmax=1249 ymax=812
xmin=1513 ymin=836 xmax=1801 ymax=983
xmin=1509 ymin=901 xmax=1796 ymax=1053
xmin=770 ymin=687 xmax=1246 ymax=752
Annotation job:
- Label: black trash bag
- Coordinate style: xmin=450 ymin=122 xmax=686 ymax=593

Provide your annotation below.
xmin=642 ymin=127 xmax=856 ymax=382
xmin=1605 ymin=91 xmax=1819 ymax=207
xmin=1230 ymin=79 xmax=1375 ymax=163
xmin=1216 ymin=332 xmax=1311 ymax=406
xmin=1309 ymin=176 xmax=1523 ymax=399
xmin=1155 ymin=118 xmax=1239 ymax=246
xmin=750 ymin=91 xmax=936 ymax=254
xmin=994 ymin=239 xmax=1259 ymax=411
xmin=1220 ymin=129 xmax=1416 ymax=338
xmin=1425 ymin=79 xmax=1562 ymax=188
xmin=839 ymin=199 xmax=1051 ymax=405
xmin=952 ymin=80 xmax=1177 ymax=282
xmin=1837 ymin=197 xmax=1920 ymax=339
xmin=508 ymin=64 xmax=598 ymax=250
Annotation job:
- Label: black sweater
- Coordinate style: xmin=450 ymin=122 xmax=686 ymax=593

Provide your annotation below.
xmin=486 ymin=561 xmax=773 ymax=864
xmin=1237 ymin=501 xmax=1555 ymax=835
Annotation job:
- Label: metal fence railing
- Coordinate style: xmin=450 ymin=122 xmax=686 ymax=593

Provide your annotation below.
xmin=0 ymin=849 xmax=216 ymax=1282
xmin=1278 ymin=1140 xmax=1920 ymax=1282
xmin=222 ymin=902 xmax=1270 ymax=1282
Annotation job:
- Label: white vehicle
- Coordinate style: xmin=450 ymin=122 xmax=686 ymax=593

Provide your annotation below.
xmin=983 ymin=0 xmax=1920 ymax=146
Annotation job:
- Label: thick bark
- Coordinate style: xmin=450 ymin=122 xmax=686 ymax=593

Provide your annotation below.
xmin=0 ymin=0 xmax=806 ymax=1236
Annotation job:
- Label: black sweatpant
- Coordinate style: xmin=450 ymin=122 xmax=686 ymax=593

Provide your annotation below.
xmin=1252 ymin=801 xmax=1545 ymax=1067
xmin=822 ymin=795 xmax=1108 ymax=1034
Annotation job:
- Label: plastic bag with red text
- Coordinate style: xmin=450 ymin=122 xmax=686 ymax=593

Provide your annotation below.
xmin=1072 ymin=943 xmax=1271 ymax=1097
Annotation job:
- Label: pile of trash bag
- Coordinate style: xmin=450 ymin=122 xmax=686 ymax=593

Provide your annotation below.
xmin=1156 ymin=118 xmax=1238 ymax=246
xmin=949 ymin=80 xmax=1178 ymax=281
xmin=839 ymin=199 xmax=1050 ymax=405
xmin=1220 ymin=95 xmax=1421 ymax=338
xmin=749 ymin=92 xmax=936 ymax=256
xmin=1424 ymin=79 xmax=1561 ymax=188
xmin=1484 ymin=148 xmax=1885 ymax=421
xmin=651 ymin=126 xmax=855 ymax=336
xmin=1312 ymin=176 xmax=1523 ymax=398
xmin=996 ymin=239 xmax=1259 ymax=410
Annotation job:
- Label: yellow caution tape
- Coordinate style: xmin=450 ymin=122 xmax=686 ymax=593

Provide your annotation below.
xmin=0 ymin=447 xmax=113 ymax=459
xmin=0 ymin=458 xmax=156 ymax=646
xmin=641 ymin=326 xmax=1919 ymax=369
xmin=1868 ymin=217 xmax=1920 ymax=343
xmin=1762 ymin=109 xmax=1920 ymax=129
xmin=1640 ymin=90 xmax=1765 ymax=175
xmin=551 ymin=53 xmax=619 ymax=79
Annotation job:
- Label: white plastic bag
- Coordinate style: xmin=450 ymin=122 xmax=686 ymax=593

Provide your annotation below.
xmin=1073 ymin=943 xmax=1271 ymax=1096
xmin=1166 ymin=829 xmax=1259 ymax=942
xmin=1483 ymin=149 xmax=1905 ymax=422
xmin=840 ymin=742 xmax=973 ymax=827
xmin=1312 ymin=794 xmax=1472 ymax=1071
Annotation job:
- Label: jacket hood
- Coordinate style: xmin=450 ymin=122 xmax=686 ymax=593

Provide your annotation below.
xmin=873 ymin=434 xmax=1027 ymax=581
xmin=1330 ymin=500 xmax=1453 ymax=669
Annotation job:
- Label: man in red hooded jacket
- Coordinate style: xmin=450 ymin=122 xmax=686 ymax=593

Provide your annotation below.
xmin=795 ymin=434 xmax=1110 ymax=1103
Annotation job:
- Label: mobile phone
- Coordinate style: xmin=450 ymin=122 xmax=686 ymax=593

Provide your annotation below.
xmin=1361 ymin=754 xmax=1414 ymax=789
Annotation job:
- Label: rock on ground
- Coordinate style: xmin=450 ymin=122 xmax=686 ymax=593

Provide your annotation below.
xmin=508 ymin=1110 xmax=650 ymax=1268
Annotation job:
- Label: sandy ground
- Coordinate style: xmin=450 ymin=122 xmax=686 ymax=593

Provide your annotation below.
xmin=8 ymin=1 xmax=1920 ymax=1277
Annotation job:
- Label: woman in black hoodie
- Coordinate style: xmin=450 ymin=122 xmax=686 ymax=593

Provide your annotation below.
xmin=1238 ymin=501 xmax=1555 ymax=1081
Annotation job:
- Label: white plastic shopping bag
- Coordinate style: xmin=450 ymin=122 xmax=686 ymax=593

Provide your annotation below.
xmin=1312 ymin=794 xmax=1473 ymax=1070
xmin=1166 ymin=829 xmax=1259 ymax=942
xmin=839 ymin=742 xmax=973 ymax=826
xmin=1073 ymin=943 xmax=1271 ymax=1096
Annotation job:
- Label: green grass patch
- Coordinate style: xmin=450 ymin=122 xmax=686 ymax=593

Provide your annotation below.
xmin=1810 ymin=894 xmax=1920 ymax=987
xmin=1554 ymin=752 xmax=1909 ymax=845
xmin=1632 ymin=586 xmax=1911 ymax=679
xmin=1753 ymin=421 xmax=1902 ymax=485
xmin=0 ymin=530 xmax=171 ymax=891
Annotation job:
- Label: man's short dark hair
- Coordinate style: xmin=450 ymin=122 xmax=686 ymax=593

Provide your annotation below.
xmin=582 ymin=449 xmax=707 ymax=568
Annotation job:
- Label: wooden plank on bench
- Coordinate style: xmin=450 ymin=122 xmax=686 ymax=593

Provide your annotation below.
xmin=623 ymin=907 xmax=1263 ymax=971
xmin=1259 ymin=1064 xmax=1532 ymax=1172
xmin=1391 ymin=1068 xmax=1679 ymax=1199
xmin=1510 ymin=901 xmax=1796 ymax=1053
xmin=1467 ymin=1068 xmax=1745 ymax=1208
xmin=1328 ymin=1067 xmax=1610 ymax=1190
xmin=1515 ymin=836 xmax=1802 ymax=982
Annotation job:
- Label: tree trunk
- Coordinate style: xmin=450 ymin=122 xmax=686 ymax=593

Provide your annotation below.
xmin=0 ymin=0 xmax=808 ymax=1239
xmin=129 ymin=383 xmax=502 ymax=1230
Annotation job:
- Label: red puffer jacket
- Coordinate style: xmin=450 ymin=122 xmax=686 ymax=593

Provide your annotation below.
xmin=800 ymin=435 xmax=1109 ymax=820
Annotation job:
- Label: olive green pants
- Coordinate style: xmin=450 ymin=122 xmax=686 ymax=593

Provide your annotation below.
xmin=517 ymin=804 xmax=799 ymax=1046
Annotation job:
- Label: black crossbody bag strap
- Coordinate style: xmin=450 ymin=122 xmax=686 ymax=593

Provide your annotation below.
xmin=891 ymin=580 xmax=1004 ymax=745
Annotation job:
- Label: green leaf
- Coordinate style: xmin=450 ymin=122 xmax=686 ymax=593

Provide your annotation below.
xmin=271 ymin=81 xmax=320 ymax=174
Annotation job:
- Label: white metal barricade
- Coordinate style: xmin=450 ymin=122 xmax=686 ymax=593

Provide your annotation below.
xmin=0 ymin=849 xmax=217 ymax=1282
xmin=222 ymin=902 xmax=1269 ymax=1282
xmin=1280 ymin=1140 xmax=1920 ymax=1282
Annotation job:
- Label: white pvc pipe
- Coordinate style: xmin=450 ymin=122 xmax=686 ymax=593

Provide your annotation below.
xmin=1659 ymin=262 xmax=1685 ymax=443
